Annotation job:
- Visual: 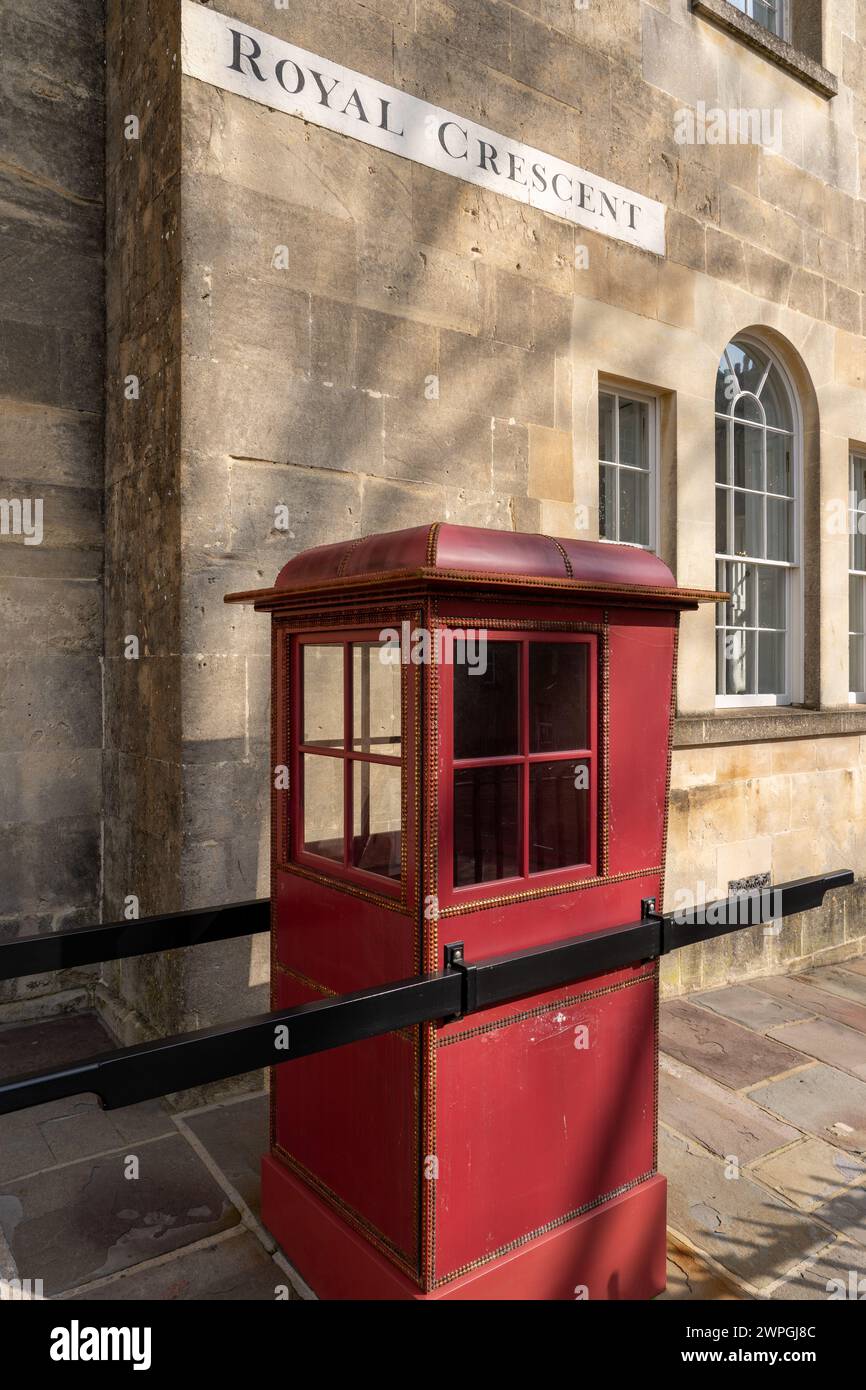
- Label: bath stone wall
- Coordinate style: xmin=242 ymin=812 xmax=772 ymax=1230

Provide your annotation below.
xmin=0 ymin=0 xmax=105 ymax=1021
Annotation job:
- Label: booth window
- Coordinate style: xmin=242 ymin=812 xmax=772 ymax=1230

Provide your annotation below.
xmin=714 ymin=336 xmax=800 ymax=706
xmin=598 ymin=387 xmax=657 ymax=551
xmin=850 ymin=453 xmax=866 ymax=703
xmin=296 ymin=638 xmax=402 ymax=883
xmin=450 ymin=635 xmax=597 ymax=891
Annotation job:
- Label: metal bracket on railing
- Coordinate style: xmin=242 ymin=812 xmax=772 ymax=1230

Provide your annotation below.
xmin=0 ymin=871 xmax=853 ymax=1118
xmin=444 ymin=941 xmax=478 ymax=1019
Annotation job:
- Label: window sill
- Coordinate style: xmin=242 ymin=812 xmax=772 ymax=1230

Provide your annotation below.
xmin=690 ymin=0 xmax=838 ymax=100
xmin=674 ymin=706 xmax=866 ymax=748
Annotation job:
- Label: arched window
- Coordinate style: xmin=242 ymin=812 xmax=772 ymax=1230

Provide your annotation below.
xmin=715 ymin=336 xmax=799 ymax=704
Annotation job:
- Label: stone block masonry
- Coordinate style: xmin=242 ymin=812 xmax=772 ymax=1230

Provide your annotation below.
xmin=0 ymin=0 xmax=105 ymax=1018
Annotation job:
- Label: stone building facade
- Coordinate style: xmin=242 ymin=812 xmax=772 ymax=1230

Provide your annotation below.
xmin=4 ymin=0 xmax=866 ymax=1048
xmin=0 ymin=0 xmax=105 ymax=1020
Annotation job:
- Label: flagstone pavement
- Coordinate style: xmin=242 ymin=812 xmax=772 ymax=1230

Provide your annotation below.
xmin=1 ymin=952 xmax=865 ymax=1301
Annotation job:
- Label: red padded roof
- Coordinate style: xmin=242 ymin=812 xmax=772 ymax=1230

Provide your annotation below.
xmin=225 ymin=522 xmax=723 ymax=609
xmin=271 ymin=523 xmax=676 ymax=591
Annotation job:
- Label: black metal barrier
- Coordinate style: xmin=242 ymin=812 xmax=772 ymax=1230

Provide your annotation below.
xmin=0 ymin=871 xmax=852 ymax=1117
xmin=0 ymin=898 xmax=270 ymax=982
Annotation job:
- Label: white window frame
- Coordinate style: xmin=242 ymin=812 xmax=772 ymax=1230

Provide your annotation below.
xmin=597 ymin=383 xmax=660 ymax=554
xmin=714 ymin=333 xmax=803 ymax=709
xmin=849 ymin=451 xmax=866 ymax=704
xmin=730 ymin=0 xmax=789 ymax=41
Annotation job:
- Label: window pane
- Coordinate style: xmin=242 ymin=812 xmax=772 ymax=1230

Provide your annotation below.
xmin=453 ymin=765 xmax=520 ymax=886
xmin=733 ymin=489 xmax=763 ymax=557
xmin=598 ymin=392 xmax=615 ymax=462
xmin=529 ymin=643 xmax=589 ymax=752
xmin=599 ymin=463 xmax=616 ymax=539
xmin=453 ymin=641 xmax=519 ymax=759
xmin=716 ymin=486 xmax=728 ymax=553
xmin=725 ymin=560 xmax=754 ymax=627
xmin=352 ymin=643 xmax=401 ymax=756
xmin=723 ymin=626 xmax=755 ymax=695
xmin=303 ymin=754 xmax=343 ymax=862
xmin=852 ymin=575 xmax=866 ymax=694
xmin=618 ymin=398 xmax=649 ymax=469
xmin=715 ymin=354 xmax=735 ymax=412
xmin=852 ymin=498 xmax=866 ymax=570
xmin=529 ymin=761 xmax=590 ymax=873
xmin=732 ymin=394 xmax=763 ymax=425
xmin=766 ymin=432 xmax=793 ymax=496
xmin=758 ymin=631 xmax=785 ymax=694
xmin=758 ymin=565 xmax=786 ymax=630
xmin=851 ymin=574 xmax=866 ymax=635
xmin=752 ymin=0 xmax=782 ymax=36
xmin=715 ymin=418 xmax=729 ymax=483
xmin=618 ymin=466 xmax=649 ymax=546
xmin=733 ymin=422 xmax=763 ymax=491
xmin=850 ymin=635 xmax=865 ymax=693
xmin=351 ymin=761 xmax=401 ymax=879
xmin=302 ymin=645 xmax=344 ymax=747
xmin=727 ymin=340 xmax=768 ymax=397
xmin=766 ymin=497 xmax=791 ymax=562
xmin=761 ymin=367 xmax=792 ymax=430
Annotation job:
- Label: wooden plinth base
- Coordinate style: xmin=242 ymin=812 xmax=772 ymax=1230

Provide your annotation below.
xmin=262 ymin=1155 xmax=667 ymax=1301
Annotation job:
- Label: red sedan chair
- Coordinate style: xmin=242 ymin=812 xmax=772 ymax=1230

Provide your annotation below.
xmin=226 ymin=523 xmax=720 ymax=1299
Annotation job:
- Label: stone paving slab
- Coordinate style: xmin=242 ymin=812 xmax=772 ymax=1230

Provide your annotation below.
xmin=0 ymin=1108 xmax=58 ymax=1183
xmin=0 ymin=1012 xmax=174 ymax=1182
xmin=771 ymin=1238 xmax=866 ymax=1300
xmin=841 ymin=958 xmax=866 ymax=977
xmin=659 ymin=1126 xmax=835 ymax=1292
xmin=659 ymin=1235 xmax=747 ymax=1300
xmin=793 ymin=966 xmax=866 ymax=1008
xmin=814 ymin=1184 xmax=866 ymax=1249
xmin=765 ymin=1017 xmax=866 ymax=1080
xmin=659 ymin=1053 xmax=800 ymax=1163
xmin=752 ymin=974 xmax=866 ymax=1034
xmin=751 ymin=1137 xmax=866 ymax=1211
xmin=181 ymin=1093 xmax=268 ymax=1220
xmin=0 ymin=1014 xmax=114 ymax=1077
xmin=746 ymin=1064 xmax=866 ymax=1154
xmin=659 ymin=999 xmax=805 ymax=1090
xmin=688 ymin=984 xmax=812 ymax=1034
xmin=0 ymin=1133 xmax=240 ymax=1296
xmin=0 ymin=1098 xmax=175 ymax=1184
xmin=66 ymin=1231 xmax=295 ymax=1301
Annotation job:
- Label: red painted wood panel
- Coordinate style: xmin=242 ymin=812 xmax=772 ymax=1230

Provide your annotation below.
xmin=272 ymin=970 xmax=420 ymax=1267
xmin=432 ymin=968 xmax=657 ymax=1282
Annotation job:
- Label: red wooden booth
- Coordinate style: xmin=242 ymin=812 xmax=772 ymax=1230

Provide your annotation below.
xmin=226 ymin=523 xmax=720 ymax=1300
